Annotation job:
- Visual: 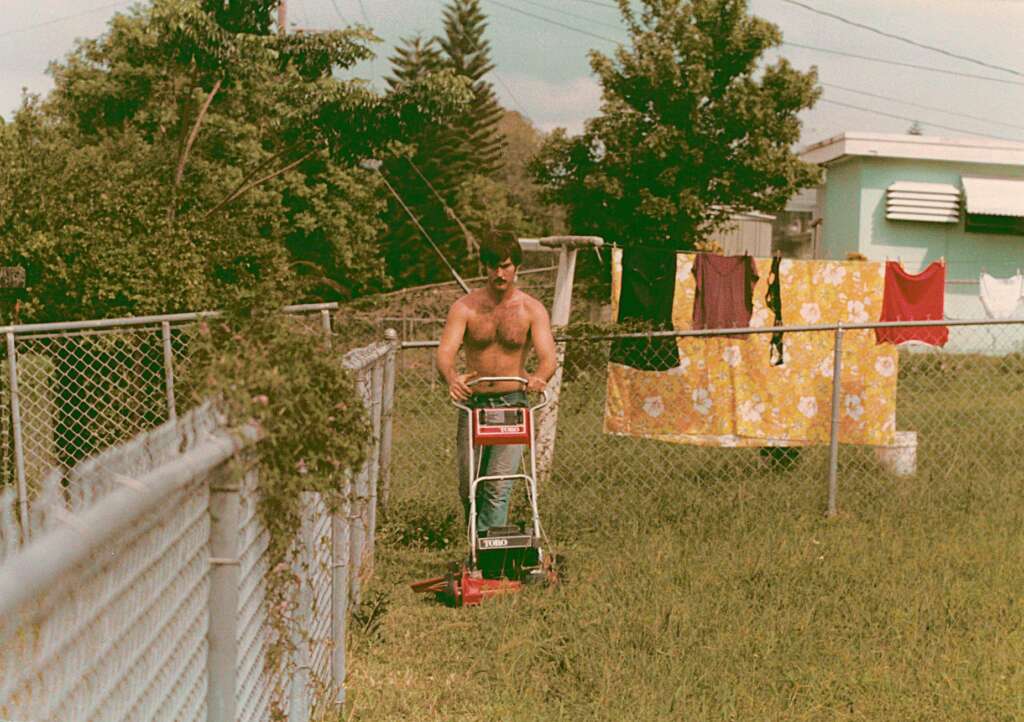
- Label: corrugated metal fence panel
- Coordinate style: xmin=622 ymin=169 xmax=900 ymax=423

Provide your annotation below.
xmin=713 ymin=218 xmax=774 ymax=257
xmin=236 ymin=466 xmax=274 ymax=722
xmin=0 ymin=466 xmax=211 ymax=722
xmin=306 ymin=492 xmax=335 ymax=697
xmin=0 ymin=320 xmax=391 ymax=722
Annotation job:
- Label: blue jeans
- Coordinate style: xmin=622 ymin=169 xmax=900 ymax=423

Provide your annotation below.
xmin=457 ymin=391 xmax=527 ymax=537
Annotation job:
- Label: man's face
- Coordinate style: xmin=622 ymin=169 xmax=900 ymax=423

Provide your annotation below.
xmin=486 ymin=257 xmax=517 ymax=291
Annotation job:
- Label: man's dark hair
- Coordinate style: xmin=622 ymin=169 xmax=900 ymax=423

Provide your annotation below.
xmin=478 ymin=228 xmax=522 ymax=268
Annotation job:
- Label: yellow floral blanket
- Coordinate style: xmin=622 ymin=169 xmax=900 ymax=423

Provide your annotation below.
xmin=604 ymin=250 xmax=897 ymax=446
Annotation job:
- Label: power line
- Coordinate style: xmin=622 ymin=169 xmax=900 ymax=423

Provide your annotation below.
xmin=520 ymin=0 xmax=625 ymax=33
xmin=356 ymin=0 xmax=376 ymax=76
xmin=775 ymin=0 xmax=1022 ymax=78
xmin=507 ymin=0 xmax=1024 ymax=95
xmin=818 ymin=98 xmax=1024 ymax=143
xmin=564 ymin=0 xmax=619 ymax=8
xmin=373 ymin=166 xmax=471 ymax=294
xmin=480 ymin=0 xmax=1024 ymax=141
xmin=491 ymin=72 xmax=530 ymax=117
xmin=327 ymin=0 xmax=351 ymax=26
xmin=356 ymin=0 xmax=372 ymax=26
xmin=0 ymin=1 xmax=130 ymax=39
xmin=406 ymin=157 xmax=478 ymax=255
xmin=492 ymin=0 xmax=1024 ymax=98
xmin=482 ymin=0 xmax=622 ymax=45
xmin=822 ymin=82 xmax=1024 ymax=134
xmin=783 ymin=42 xmax=1024 ymax=88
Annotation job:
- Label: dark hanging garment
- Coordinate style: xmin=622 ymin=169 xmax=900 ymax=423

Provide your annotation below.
xmin=691 ymin=253 xmax=759 ymax=336
xmin=766 ymin=255 xmax=784 ymax=365
xmin=610 ymin=245 xmax=681 ymax=371
xmin=875 ymin=261 xmax=948 ymax=347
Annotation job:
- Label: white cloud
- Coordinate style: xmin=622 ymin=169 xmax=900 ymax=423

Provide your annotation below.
xmin=492 ymin=74 xmax=602 ymax=136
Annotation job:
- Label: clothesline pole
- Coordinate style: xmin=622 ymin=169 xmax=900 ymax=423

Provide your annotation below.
xmin=827 ymin=324 xmax=845 ymax=517
xmin=527 ymin=235 xmax=604 ymax=484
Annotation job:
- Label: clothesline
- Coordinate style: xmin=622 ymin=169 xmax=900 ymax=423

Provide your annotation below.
xmin=607 ymin=243 xmax=1000 ymax=285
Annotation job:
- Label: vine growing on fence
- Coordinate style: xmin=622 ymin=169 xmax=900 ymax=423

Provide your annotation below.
xmin=189 ymin=313 xmax=368 ymax=716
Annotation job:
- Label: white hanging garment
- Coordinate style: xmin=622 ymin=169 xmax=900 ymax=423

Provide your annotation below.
xmin=979 ymin=271 xmax=1024 ymax=319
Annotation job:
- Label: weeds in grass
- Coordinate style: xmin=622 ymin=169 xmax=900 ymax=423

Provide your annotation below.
xmin=342 ymin=343 xmax=1024 ymax=721
xmin=351 ymin=590 xmax=391 ymax=645
xmin=379 ymin=502 xmax=460 ymax=550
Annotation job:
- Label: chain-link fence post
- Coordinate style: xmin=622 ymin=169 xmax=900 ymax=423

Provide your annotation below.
xmin=161 ymin=321 xmax=177 ymax=421
xmin=827 ymin=324 xmax=845 ymax=517
xmin=207 ymin=461 xmax=242 ymax=722
xmin=378 ymin=329 xmax=399 ymax=516
xmin=287 ymin=492 xmax=316 ymax=722
xmin=366 ymin=360 xmax=384 ymax=576
xmin=331 ymin=477 xmax=351 ymax=707
xmin=349 ymin=369 xmax=369 ymax=607
xmin=5 ymin=332 xmax=27 ymax=539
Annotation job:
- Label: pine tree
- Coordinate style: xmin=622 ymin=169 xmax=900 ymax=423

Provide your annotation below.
xmin=382 ymin=35 xmax=465 ymax=285
xmin=378 ymin=1 xmax=509 ymax=287
xmin=437 ymin=0 xmax=505 ymax=180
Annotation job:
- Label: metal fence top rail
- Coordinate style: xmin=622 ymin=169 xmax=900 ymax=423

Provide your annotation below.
xmin=0 ymin=302 xmax=339 ymax=337
xmin=0 ymin=423 xmax=259 ymax=617
xmin=397 ymin=316 xmax=1024 ymax=348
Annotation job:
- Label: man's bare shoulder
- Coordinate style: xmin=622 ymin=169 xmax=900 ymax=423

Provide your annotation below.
xmin=518 ymin=291 xmax=550 ymax=318
xmin=451 ymin=290 xmax=486 ymax=314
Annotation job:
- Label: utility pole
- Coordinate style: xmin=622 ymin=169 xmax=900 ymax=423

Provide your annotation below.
xmin=277 ymin=0 xmax=287 ymax=33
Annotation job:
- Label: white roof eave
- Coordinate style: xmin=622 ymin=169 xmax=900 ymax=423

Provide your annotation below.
xmin=799 ymin=132 xmax=1024 ymax=168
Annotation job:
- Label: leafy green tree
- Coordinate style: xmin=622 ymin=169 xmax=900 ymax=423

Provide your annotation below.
xmin=497 ymin=110 xmax=566 ymax=237
xmin=0 ymin=0 xmax=469 ymax=321
xmin=454 ymin=173 xmax=527 ymax=241
xmin=532 ymin=0 xmax=821 ymax=250
xmin=201 ymin=0 xmax=277 ymax=33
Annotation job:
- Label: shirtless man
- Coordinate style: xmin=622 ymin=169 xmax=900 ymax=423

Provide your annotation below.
xmin=436 ymin=230 xmax=557 ymax=537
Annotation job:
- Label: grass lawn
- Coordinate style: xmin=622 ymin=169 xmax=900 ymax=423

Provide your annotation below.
xmin=337 ymin=350 xmax=1024 ymax=721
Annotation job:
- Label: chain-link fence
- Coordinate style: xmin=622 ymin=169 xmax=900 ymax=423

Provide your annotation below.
xmin=0 ymin=326 xmax=398 ymax=721
xmin=0 ymin=304 xmax=338 ymax=539
xmin=387 ymin=319 xmax=1024 ymax=549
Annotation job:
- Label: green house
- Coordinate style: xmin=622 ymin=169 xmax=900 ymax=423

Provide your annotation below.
xmin=800 ymin=132 xmax=1024 ymax=327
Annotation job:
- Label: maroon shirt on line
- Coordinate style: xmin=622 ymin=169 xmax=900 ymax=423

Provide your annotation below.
xmin=692 ymin=253 xmax=759 ymax=335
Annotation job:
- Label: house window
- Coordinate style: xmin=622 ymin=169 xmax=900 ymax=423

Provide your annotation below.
xmin=885 ymin=182 xmax=960 ymax=224
xmin=962 ymin=176 xmax=1024 ymax=235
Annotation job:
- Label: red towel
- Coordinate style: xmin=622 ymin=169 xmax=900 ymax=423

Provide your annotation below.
xmin=876 ymin=261 xmax=948 ymax=347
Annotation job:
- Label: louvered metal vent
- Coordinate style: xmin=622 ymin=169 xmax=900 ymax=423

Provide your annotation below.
xmin=885 ymin=181 xmax=961 ymax=224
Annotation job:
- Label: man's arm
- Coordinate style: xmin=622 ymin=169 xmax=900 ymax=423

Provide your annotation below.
xmin=527 ymin=299 xmax=558 ymax=393
xmin=437 ymin=300 xmax=474 ymax=401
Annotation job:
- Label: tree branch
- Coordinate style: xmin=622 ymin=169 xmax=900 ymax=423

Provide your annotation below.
xmin=175 ymin=79 xmax=222 ymax=187
xmin=168 ymin=78 xmax=222 ymax=222
xmin=203 ymin=148 xmax=318 ymax=219
xmin=216 ymin=140 xmax=305 ymax=213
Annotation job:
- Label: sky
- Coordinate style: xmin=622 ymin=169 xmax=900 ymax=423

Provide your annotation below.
xmin=2 ymin=0 xmax=1023 ymax=148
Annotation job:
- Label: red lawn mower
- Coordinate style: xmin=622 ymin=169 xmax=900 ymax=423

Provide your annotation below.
xmin=410 ymin=376 xmax=559 ymax=607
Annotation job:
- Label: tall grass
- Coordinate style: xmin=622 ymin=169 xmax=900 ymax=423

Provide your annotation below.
xmin=340 ymin=350 xmax=1024 ymax=721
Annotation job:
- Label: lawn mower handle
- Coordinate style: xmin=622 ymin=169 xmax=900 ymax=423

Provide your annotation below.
xmin=455 ymin=375 xmax=550 ymax=411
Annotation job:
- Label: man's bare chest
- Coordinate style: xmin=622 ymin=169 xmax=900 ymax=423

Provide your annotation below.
xmin=465 ymin=306 xmax=530 ymax=350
